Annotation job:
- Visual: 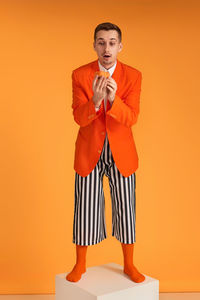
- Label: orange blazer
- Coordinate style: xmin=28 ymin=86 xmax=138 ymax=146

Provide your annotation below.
xmin=71 ymin=59 xmax=142 ymax=177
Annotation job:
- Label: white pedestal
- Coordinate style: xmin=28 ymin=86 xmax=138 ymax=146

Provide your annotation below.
xmin=55 ymin=262 xmax=159 ymax=300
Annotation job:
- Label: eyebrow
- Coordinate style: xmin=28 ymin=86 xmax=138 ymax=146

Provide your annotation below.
xmin=97 ymin=38 xmax=117 ymax=41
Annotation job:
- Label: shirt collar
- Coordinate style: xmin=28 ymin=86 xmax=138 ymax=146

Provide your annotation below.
xmin=98 ymin=60 xmax=117 ymax=77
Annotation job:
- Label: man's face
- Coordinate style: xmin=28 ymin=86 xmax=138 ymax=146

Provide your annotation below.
xmin=93 ymin=30 xmax=123 ymax=69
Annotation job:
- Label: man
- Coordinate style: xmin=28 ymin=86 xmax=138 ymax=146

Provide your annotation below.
xmin=66 ymin=22 xmax=145 ymax=283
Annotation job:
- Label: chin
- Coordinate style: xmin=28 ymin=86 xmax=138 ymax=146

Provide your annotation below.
xmin=103 ymin=59 xmax=113 ymax=65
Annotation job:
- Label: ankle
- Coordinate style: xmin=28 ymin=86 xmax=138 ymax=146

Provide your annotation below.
xmin=76 ymin=259 xmax=86 ymax=265
xmin=76 ymin=245 xmax=88 ymax=264
xmin=124 ymin=260 xmax=133 ymax=266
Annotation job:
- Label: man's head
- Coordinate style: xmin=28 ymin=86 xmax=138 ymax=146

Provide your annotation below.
xmin=93 ymin=22 xmax=123 ymax=69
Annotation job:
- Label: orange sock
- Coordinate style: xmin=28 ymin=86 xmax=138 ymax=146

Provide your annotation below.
xmin=66 ymin=245 xmax=88 ymax=282
xmin=121 ymin=242 xmax=145 ymax=283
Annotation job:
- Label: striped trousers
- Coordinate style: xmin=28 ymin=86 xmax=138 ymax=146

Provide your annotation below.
xmin=72 ymin=134 xmax=136 ymax=246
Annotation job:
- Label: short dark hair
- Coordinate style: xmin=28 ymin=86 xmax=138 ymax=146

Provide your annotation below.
xmin=94 ymin=22 xmax=122 ymax=43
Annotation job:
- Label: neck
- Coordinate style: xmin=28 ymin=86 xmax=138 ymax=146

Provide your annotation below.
xmin=99 ymin=60 xmax=117 ymax=70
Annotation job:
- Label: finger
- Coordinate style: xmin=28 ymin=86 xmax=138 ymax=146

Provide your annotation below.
xmin=95 ymin=77 xmax=101 ymax=91
xmin=106 ymin=82 xmax=115 ymax=89
xmin=99 ymin=77 xmax=107 ymax=90
xmin=106 ymin=85 xmax=113 ymax=91
xmin=96 ymin=76 xmax=104 ymax=87
xmin=93 ymin=75 xmax=98 ymax=88
xmin=94 ymin=75 xmax=99 ymax=82
xmin=106 ymin=78 xmax=114 ymax=84
xmin=107 ymin=78 xmax=116 ymax=87
xmin=94 ymin=76 xmax=101 ymax=91
xmin=106 ymin=81 xmax=113 ymax=85
xmin=107 ymin=82 xmax=117 ymax=91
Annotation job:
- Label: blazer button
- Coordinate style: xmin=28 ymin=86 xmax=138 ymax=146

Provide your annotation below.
xmin=101 ymin=131 xmax=105 ymax=135
xmin=98 ymin=150 xmax=101 ymax=153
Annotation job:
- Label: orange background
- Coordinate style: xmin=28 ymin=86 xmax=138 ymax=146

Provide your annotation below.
xmin=0 ymin=0 xmax=200 ymax=294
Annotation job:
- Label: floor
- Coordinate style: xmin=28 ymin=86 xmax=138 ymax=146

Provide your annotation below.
xmin=0 ymin=293 xmax=200 ymax=300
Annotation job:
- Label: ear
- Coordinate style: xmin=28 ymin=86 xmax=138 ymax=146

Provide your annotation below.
xmin=118 ymin=42 xmax=123 ymax=52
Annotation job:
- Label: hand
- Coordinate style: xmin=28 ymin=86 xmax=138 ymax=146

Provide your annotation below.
xmin=106 ymin=77 xmax=117 ymax=103
xmin=92 ymin=75 xmax=107 ymax=107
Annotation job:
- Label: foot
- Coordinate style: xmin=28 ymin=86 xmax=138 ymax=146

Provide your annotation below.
xmin=124 ymin=264 xmax=145 ymax=283
xmin=66 ymin=263 xmax=86 ymax=282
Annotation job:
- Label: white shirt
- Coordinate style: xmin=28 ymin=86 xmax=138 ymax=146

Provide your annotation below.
xmin=95 ymin=60 xmax=117 ymax=111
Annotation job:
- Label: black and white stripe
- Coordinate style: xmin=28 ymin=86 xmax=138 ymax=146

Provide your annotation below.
xmin=72 ymin=134 xmax=136 ymax=245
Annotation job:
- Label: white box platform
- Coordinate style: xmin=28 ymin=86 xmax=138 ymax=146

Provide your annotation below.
xmin=55 ymin=262 xmax=159 ymax=300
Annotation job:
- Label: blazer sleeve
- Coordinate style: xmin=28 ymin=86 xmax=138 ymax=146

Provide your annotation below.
xmin=71 ymin=70 xmax=103 ymax=127
xmin=106 ymin=71 xmax=142 ymax=127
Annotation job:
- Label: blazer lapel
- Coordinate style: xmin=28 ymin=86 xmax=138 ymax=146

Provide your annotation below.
xmin=90 ymin=59 xmax=100 ymax=78
xmin=111 ymin=59 xmax=121 ymax=83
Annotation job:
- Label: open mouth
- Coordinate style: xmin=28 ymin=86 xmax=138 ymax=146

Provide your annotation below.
xmin=103 ymin=54 xmax=111 ymax=58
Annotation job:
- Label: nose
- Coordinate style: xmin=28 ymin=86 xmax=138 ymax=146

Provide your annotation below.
xmin=104 ymin=43 xmax=110 ymax=52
